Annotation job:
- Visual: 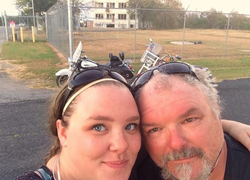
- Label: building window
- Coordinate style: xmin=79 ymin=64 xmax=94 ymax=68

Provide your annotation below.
xmin=96 ymin=14 xmax=104 ymax=19
xmin=119 ymin=3 xmax=126 ymax=8
xmin=107 ymin=3 xmax=115 ymax=8
xmin=130 ymin=14 xmax=135 ymax=20
xmin=96 ymin=3 xmax=103 ymax=8
xmin=118 ymin=14 xmax=126 ymax=20
xmin=107 ymin=14 xmax=115 ymax=20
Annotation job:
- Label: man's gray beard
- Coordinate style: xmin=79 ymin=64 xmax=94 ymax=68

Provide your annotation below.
xmin=160 ymin=147 xmax=213 ymax=180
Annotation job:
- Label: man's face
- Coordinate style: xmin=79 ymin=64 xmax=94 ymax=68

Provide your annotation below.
xmin=138 ymin=76 xmax=224 ymax=180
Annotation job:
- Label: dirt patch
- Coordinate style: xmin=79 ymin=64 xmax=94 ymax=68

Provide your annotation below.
xmin=0 ymin=60 xmax=43 ymax=88
xmin=0 ymin=43 xmax=68 ymax=90
xmin=0 ymin=60 xmax=26 ymax=76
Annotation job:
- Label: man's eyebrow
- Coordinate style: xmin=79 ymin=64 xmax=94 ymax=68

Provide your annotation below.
xmin=178 ymin=107 xmax=201 ymax=119
xmin=141 ymin=107 xmax=201 ymax=127
xmin=141 ymin=122 xmax=159 ymax=127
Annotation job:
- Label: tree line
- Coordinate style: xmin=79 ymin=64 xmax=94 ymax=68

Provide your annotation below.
xmin=12 ymin=0 xmax=250 ymax=30
xmin=128 ymin=0 xmax=250 ymax=30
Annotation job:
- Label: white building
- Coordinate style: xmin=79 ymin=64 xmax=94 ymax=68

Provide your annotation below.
xmin=90 ymin=0 xmax=137 ymax=28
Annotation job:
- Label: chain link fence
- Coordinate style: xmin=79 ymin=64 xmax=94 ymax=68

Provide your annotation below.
xmin=2 ymin=3 xmax=250 ymax=61
xmin=46 ymin=2 xmax=250 ymax=61
xmin=47 ymin=6 xmax=70 ymax=58
xmin=1 ymin=13 xmax=46 ymax=42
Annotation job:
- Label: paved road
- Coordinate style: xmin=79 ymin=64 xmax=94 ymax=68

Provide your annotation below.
xmin=0 ymin=69 xmax=56 ymax=180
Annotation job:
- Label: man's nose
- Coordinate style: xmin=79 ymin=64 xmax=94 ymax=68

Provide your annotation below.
xmin=167 ymin=127 xmax=187 ymax=150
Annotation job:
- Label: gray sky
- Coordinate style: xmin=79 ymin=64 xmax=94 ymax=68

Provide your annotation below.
xmin=1 ymin=0 xmax=250 ymax=15
xmin=181 ymin=0 xmax=250 ymax=14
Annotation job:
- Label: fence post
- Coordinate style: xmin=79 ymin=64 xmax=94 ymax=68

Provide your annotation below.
xmin=134 ymin=5 xmax=138 ymax=60
xmin=20 ymin=27 xmax=24 ymax=42
xmin=12 ymin=26 xmax=15 ymax=42
xmin=67 ymin=0 xmax=74 ymax=58
xmin=4 ymin=11 xmax=8 ymax=41
xmin=45 ymin=12 xmax=48 ymax=41
xmin=32 ymin=26 xmax=35 ymax=42
xmin=181 ymin=6 xmax=189 ymax=58
xmin=224 ymin=9 xmax=234 ymax=58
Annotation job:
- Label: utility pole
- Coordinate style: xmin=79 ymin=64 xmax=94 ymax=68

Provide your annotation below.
xmin=4 ymin=11 xmax=8 ymax=41
xmin=31 ymin=0 xmax=36 ymax=27
xmin=67 ymin=0 xmax=74 ymax=58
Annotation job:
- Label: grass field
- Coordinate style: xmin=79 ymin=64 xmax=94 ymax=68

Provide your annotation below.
xmin=1 ymin=29 xmax=250 ymax=89
xmin=76 ymin=29 xmax=250 ymax=60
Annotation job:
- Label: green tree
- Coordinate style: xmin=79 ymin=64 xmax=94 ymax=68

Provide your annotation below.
xmin=128 ymin=0 xmax=184 ymax=29
xmin=186 ymin=13 xmax=209 ymax=29
xmin=128 ymin=0 xmax=158 ymax=29
xmin=15 ymin=0 xmax=57 ymax=15
xmin=206 ymin=8 xmax=227 ymax=29
xmin=231 ymin=12 xmax=250 ymax=30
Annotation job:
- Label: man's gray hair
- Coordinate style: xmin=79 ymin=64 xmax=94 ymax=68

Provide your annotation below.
xmin=135 ymin=66 xmax=222 ymax=120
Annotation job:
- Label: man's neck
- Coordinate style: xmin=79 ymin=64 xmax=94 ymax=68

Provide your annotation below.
xmin=208 ymin=140 xmax=228 ymax=180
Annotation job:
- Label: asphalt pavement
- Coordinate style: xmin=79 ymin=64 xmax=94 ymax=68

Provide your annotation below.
xmin=0 ymin=67 xmax=56 ymax=180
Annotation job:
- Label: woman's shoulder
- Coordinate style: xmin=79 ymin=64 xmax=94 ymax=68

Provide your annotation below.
xmin=14 ymin=171 xmax=43 ymax=180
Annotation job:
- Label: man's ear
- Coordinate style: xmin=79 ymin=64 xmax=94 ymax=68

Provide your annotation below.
xmin=57 ymin=119 xmax=67 ymax=147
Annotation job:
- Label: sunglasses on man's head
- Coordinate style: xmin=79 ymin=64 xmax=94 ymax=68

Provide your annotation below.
xmin=132 ymin=62 xmax=200 ymax=93
xmin=60 ymin=68 xmax=130 ymax=117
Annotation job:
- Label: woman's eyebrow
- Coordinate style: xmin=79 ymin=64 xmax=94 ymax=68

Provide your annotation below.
xmin=87 ymin=115 xmax=113 ymax=121
xmin=86 ymin=115 xmax=140 ymax=122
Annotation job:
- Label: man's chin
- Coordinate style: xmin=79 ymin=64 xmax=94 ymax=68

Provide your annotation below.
xmin=161 ymin=161 xmax=212 ymax=180
xmin=161 ymin=162 xmax=192 ymax=180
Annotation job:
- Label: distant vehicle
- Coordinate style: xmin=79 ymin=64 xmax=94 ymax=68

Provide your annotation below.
xmin=18 ymin=22 xmax=25 ymax=27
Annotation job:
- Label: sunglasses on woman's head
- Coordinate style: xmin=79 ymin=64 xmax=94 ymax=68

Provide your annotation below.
xmin=60 ymin=68 xmax=130 ymax=118
xmin=132 ymin=62 xmax=200 ymax=93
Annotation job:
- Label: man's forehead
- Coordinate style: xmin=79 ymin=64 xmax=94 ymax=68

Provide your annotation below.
xmin=139 ymin=75 xmax=191 ymax=97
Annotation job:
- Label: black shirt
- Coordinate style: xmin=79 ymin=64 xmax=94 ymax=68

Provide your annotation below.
xmin=131 ymin=133 xmax=250 ymax=180
xmin=224 ymin=133 xmax=250 ymax=180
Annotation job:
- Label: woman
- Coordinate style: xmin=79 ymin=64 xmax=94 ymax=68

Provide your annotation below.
xmin=16 ymin=68 xmax=141 ymax=180
xmin=15 ymin=67 xmax=250 ymax=180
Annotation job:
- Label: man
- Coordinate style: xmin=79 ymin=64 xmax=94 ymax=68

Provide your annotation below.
xmin=132 ymin=62 xmax=250 ymax=180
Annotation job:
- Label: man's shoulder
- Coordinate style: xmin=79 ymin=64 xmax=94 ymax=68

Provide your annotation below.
xmin=225 ymin=133 xmax=250 ymax=155
xmin=224 ymin=133 xmax=250 ymax=180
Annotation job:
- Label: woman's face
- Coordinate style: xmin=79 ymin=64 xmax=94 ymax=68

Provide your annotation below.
xmin=58 ymin=84 xmax=141 ymax=180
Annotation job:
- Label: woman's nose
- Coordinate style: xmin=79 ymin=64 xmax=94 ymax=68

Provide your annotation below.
xmin=109 ymin=131 xmax=129 ymax=153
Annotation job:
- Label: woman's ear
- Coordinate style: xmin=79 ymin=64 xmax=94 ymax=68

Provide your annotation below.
xmin=57 ymin=119 xmax=67 ymax=147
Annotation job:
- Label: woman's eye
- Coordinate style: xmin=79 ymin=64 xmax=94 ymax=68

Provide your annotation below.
xmin=125 ymin=123 xmax=137 ymax=130
xmin=93 ymin=125 xmax=106 ymax=131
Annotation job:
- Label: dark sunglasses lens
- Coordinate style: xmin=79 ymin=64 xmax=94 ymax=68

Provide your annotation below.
xmin=71 ymin=69 xmax=104 ymax=87
xmin=158 ymin=63 xmax=190 ymax=74
xmin=133 ymin=70 xmax=152 ymax=88
xmin=109 ymin=71 xmax=127 ymax=83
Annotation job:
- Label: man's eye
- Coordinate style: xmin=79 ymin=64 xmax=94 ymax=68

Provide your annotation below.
xmin=125 ymin=123 xmax=137 ymax=130
xmin=93 ymin=125 xmax=106 ymax=131
xmin=149 ymin=127 xmax=159 ymax=133
xmin=185 ymin=118 xmax=195 ymax=123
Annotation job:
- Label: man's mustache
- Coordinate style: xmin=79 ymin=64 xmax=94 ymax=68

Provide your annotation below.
xmin=163 ymin=147 xmax=205 ymax=162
